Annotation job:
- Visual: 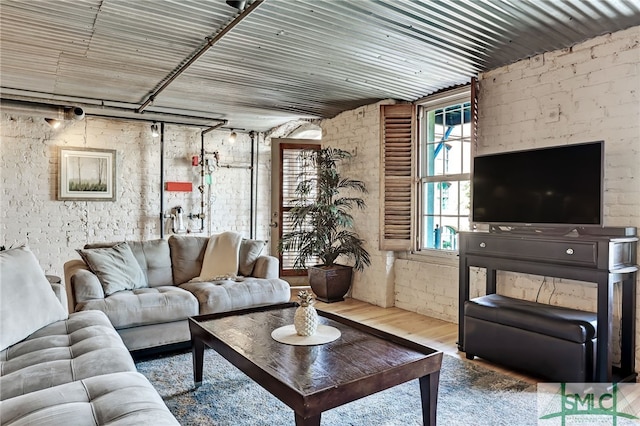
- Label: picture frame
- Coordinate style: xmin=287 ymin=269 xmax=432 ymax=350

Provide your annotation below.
xmin=58 ymin=147 xmax=117 ymax=201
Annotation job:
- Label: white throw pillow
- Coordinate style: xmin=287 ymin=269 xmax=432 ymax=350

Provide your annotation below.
xmin=0 ymin=246 xmax=68 ymax=351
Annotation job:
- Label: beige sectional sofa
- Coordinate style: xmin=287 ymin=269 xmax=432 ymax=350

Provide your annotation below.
xmin=0 ymin=246 xmax=178 ymax=425
xmin=64 ymin=234 xmax=291 ymax=351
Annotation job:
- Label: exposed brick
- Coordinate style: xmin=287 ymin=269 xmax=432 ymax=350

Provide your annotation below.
xmin=1 ymin=117 xmax=272 ymax=275
xmin=348 ymin=27 xmax=640 ymax=367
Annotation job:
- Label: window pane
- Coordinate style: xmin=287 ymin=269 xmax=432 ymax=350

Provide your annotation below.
xmin=424 ymin=102 xmax=471 ymax=178
xmin=462 ymin=141 xmax=472 ymax=174
xmin=441 ymin=181 xmax=457 ymax=217
xmin=424 ymin=181 xmax=441 ymax=216
xmin=460 ymin=180 xmax=471 ymax=216
xmin=280 ymin=147 xmax=319 ymax=270
xmin=439 ymin=217 xmax=460 ymax=251
xmin=282 ymin=149 xmax=316 ymax=208
xmin=280 ymin=210 xmax=298 ymax=269
xmin=419 ymin=93 xmax=472 ymax=252
xmin=422 ymin=213 xmax=470 ymax=250
xmin=281 ymin=206 xmax=320 ymax=269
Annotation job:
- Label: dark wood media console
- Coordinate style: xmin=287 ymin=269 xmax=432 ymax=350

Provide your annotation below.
xmin=458 ymin=230 xmax=638 ymax=382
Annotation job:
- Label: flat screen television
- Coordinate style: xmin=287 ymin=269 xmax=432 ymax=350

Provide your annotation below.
xmin=471 ymin=141 xmax=603 ymax=231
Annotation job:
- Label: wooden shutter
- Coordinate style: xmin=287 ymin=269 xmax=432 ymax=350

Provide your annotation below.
xmin=379 ymin=104 xmax=416 ymax=251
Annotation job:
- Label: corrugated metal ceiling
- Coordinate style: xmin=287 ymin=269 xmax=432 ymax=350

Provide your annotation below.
xmin=1 ymin=0 xmax=639 ymax=131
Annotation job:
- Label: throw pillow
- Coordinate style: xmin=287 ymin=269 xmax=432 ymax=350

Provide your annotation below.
xmin=168 ymin=235 xmax=208 ymax=284
xmin=0 ymin=246 xmax=68 ymax=351
xmin=239 ymin=239 xmax=266 ymax=276
xmin=77 ymin=242 xmax=147 ymax=296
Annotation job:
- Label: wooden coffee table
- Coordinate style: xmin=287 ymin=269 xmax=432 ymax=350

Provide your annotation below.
xmin=189 ymin=303 xmax=443 ymax=425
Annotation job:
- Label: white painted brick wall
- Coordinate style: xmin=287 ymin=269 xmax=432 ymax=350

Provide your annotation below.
xmin=395 ymin=25 xmax=639 ymax=366
xmin=477 ymin=26 xmax=640 ymax=368
xmin=0 ymin=116 xmax=272 ymax=277
xmin=319 ymin=100 xmax=397 ymax=307
xmin=318 ymin=26 xmax=639 ymax=366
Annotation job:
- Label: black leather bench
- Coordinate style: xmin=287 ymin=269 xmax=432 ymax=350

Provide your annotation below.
xmin=463 ymin=294 xmax=597 ymax=382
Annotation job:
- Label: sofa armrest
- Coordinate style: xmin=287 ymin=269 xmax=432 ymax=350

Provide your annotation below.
xmin=252 ymin=255 xmax=280 ymax=279
xmin=64 ymin=259 xmax=105 ymax=312
xmin=50 ymin=282 xmax=68 ymax=311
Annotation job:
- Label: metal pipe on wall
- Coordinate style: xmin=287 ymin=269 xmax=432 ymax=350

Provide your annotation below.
xmin=200 ymin=122 xmax=227 ymax=234
xmin=159 ymin=122 xmax=166 ymax=238
xmin=1 ymin=99 xmax=68 ymax=118
xmin=1 ymin=97 xmax=224 ymax=127
xmin=255 ymin=132 xmax=260 ymax=240
xmin=249 ymin=131 xmax=256 ymax=239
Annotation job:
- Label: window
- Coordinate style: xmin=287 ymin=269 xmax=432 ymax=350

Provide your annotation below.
xmin=418 ymin=87 xmax=473 ymax=251
xmin=279 ymin=144 xmax=320 ymax=274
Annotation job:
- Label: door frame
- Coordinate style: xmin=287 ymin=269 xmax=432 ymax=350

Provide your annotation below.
xmin=270 ymin=138 xmax=321 ymax=280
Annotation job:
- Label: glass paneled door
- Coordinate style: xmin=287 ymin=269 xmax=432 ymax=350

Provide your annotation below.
xmin=270 ymin=139 xmax=320 ymax=279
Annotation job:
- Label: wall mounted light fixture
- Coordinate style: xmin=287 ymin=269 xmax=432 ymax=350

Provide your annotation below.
xmin=226 ymin=0 xmax=247 ymax=9
xmin=64 ymin=107 xmax=85 ymax=121
xmin=229 ymin=130 xmax=237 ymax=144
xmin=44 ymin=106 xmax=85 ymax=129
xmin=151 ymin=123 xmax=159 ymax=138
xmin=44 ymin=118 xmax=62 ymax=129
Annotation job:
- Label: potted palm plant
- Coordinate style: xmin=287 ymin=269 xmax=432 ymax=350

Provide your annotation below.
xmin=279 ymin=147 xmax=370 ymax=302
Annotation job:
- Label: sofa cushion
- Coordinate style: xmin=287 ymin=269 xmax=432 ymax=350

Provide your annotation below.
xmin=127 ymin=239 xmax=173 ymax=287
xmin=83 ymin=239 xmax=174 ymax=287
xmin=168 ymin=235 xmax=208 ymax=284
xmin=169 ymin=235 xmax=269 ymax=282
xmin=239 ymin=239 xmax=266 ymax=276
xmin=75 ymin=286 xmax=199 ymax=329
xmin=77 ymin=242 xmax=147 ymax=295
xmin=0 ymin=371 xmax=179 ymax=425
xmin=179 ymin=277 xmax=290 ymax=315
xmin=0 ymin=246 xmax=68 ymax=352
xmin=71 ymin=268 xmax=106 ymax=302
xmin=0 ymin=310 xmax=135 ymax=400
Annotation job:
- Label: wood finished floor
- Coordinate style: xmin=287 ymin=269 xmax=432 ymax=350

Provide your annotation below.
xmin=312 ymin=297 xmax=540 ymax=385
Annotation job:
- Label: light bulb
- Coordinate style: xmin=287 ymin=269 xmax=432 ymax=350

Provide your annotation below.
xmin=45 ymin=118 xmax=61 ymax=129
xmin=229 ymin=131 xmax=237 ymax=144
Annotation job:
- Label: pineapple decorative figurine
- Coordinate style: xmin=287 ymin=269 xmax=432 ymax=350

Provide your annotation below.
xmin=294 ymin=290 xmax=319 ymax=336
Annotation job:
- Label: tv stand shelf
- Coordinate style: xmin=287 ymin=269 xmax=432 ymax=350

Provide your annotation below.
xmin=457 ymin=230 xmax=638 ymax=382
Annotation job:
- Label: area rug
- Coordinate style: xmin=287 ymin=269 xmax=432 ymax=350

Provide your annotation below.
xmin=136 ymin=349 xmax=538 ymax=425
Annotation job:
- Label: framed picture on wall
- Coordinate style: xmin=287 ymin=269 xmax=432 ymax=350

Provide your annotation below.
xmin=58 ymin=147 xmax=117 ymax=201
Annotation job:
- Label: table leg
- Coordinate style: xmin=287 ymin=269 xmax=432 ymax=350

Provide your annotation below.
xmin=192 ymin=338 xmax=205 ymax=387
xmin=458 ymin=259 xmax=470 ymax=351
xmin=620 ymin=273 xmax=637 ymax=379
xmin=419 ymin=371 xmax=440 ymax=426
xmin=595 ymin=274 xmax=613 ymax=382
xmin=294 ymin=412 xmax=320 ymax=426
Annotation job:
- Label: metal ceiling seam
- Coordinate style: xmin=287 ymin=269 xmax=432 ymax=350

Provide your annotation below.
xmin=170 ymin=42 xmax=438 ymax=97
xmin=212 ymin=27 xmax=480 ymax=83
xmin=238 ymin=9 xmax=482 ymax=73
xmin=343 ymin=1 xmax=492 ymax=62
xmin=253 ymin=1 xmax=485 ymax=63
xmin=183 ymin=43 xmax=457 ymax=93
xmin=364 ymin=1 xmax=496 ymax=57
xmin=256 ymin=1 xmax=490 ymax=68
